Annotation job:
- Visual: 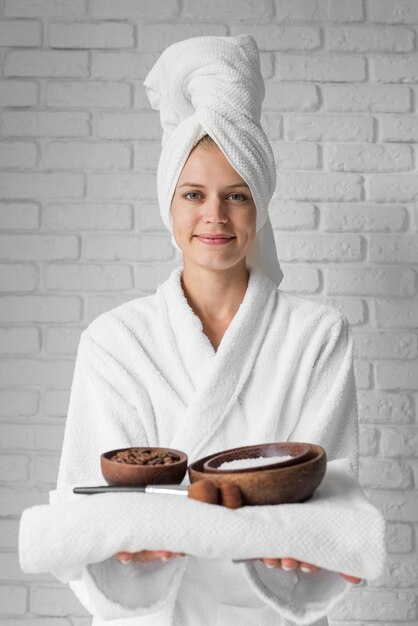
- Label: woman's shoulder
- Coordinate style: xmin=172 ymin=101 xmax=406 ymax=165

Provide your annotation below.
xmin=277 ymin=289 xmax=349 ymax=330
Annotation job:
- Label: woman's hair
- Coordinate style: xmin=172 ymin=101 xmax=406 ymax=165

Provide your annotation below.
xmin=192 ymin=133 xmax=218 ymax=151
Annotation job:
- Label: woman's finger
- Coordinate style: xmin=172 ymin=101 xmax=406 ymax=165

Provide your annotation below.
xmin=261 ymin=558 xmax=280 ymax=568
xmin=339 ymin=572 xmax=363 ymax=585
xmin=299 ymin=561 xmax=320 ymax=573
xmin=281 ymin=558 xmax=298 ymax=571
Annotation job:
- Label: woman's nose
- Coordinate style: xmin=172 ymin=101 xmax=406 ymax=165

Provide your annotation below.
xmin=202 ymin=198 xmax=228 ymax=222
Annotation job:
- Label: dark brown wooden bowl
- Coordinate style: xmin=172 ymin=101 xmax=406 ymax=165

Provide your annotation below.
xmin=101 ymin=447 xmax=188 ymax=486
xmin=188 ymin=443 xmax=327 ymax=506
xmin=203 ymin=442 xmax=311 ymax=474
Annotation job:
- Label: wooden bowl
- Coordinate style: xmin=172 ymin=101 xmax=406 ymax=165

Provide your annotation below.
xmin=101 ymin=446 xmax=188 ymax=486
xmin=188 ymin=443 xmax=327 ymax=506
xmin=203 ymin=442 xmax=311 ymax=474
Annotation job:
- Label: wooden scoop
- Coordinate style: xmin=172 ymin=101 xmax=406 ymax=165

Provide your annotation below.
xmin=187 ymin=479 xmax=243 ymax=509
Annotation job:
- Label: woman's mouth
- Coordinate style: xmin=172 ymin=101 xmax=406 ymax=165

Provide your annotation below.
xmin=194 ymin=235 xmax=236 ymax=246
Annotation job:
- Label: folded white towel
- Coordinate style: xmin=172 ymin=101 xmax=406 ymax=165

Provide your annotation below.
xmin=19 ymin=458 xmax=386 ymax=586
xmin=143 ymin=34 xmax=283 ymax=286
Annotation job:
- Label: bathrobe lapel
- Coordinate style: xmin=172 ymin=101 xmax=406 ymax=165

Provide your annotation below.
xmin=156 ymin=264 xmax=278 ymax=462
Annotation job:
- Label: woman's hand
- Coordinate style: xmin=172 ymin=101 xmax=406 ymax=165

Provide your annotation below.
xmin=259 ymin=557 xmax=362 ymax=585
xmin=116 ymin=550 xmax=186 ymax=564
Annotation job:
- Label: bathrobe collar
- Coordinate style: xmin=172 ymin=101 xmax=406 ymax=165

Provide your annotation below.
xmin=156 ymin=263 xmax=278 ymax=461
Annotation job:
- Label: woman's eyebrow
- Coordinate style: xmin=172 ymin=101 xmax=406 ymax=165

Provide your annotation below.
xmin=178 ymin=182 xmax=250 ymax=189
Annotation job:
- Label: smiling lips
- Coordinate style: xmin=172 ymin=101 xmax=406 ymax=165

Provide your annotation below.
xmin=195 ymin=233 xmax=236 ymax=246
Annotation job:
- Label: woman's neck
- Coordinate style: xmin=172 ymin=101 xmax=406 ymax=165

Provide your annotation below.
xmin=180 ymin=261 xmax=249 ymax=324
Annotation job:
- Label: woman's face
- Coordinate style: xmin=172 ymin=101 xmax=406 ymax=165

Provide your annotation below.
xmin=170 ymin=144 xmax=257 ymax=272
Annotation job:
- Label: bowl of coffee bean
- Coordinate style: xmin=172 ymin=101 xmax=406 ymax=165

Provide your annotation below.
xmin=101 ymin=446 xmax=188 ymax=486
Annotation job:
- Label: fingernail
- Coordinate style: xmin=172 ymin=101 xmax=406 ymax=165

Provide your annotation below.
xmin=161 ymin=556 xmax=170 ymax=561
xmin=120 ymin=558 xmax=132 ymax=564
xmin=282 ymin=564 xmax=295 ymax=571
xmin=265 ymin=563 xmax=275 ymax=569
xmin=353 ymin=579 xmax=364 ymax=586
xmin=300 ymin=566 xmax=313 ymax=573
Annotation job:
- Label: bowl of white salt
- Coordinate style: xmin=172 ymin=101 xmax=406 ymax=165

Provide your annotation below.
xmin=188 ymin=442 xmax=327 ymax=505
xmin=203 ymin=442 xmax=311 ymax=474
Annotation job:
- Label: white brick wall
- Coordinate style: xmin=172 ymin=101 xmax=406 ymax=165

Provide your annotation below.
xmin=1 ymin=0 xmax=417 ymax=623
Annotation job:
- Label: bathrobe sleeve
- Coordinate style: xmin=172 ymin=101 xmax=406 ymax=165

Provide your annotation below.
xmin=48 ymin=329 xmax=187 ymax=621
xmin=243 ymin=312 xmax=362 ymax=626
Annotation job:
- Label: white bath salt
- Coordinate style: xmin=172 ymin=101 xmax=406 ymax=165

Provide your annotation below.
xmin=217 ymin=454 xmax=294 ymax=470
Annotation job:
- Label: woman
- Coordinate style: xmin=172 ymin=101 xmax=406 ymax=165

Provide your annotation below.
xmin=52 ymin=34 xmax=365 ymax=626
xmin=115 ymin=133 xmax=362 ymax=587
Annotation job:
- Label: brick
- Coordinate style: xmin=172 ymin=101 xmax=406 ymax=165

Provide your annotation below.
xmin=43 ymin=142 xmax=131 ymax=171
xmin=0 ymin=327 xmax=40 ymax=353
xmin=0 ymin=80 xmax=38 ymax=107
xmin=272 ymin=142 xmax=319 ymax=170
xmin=354 ymin=360 xmax=371 ymax=389
xmin=265 ymin=82 xmax=319 ymax=111
xmin=0 ymin=520 xmax=19 ymax=549
xmin=33 ymin=454 xmax=60 ymax=482
xmin=276 ymin=264 xmax=320 ymax=293
xmin=45 ymin=326 xmax=84 ymax=354
xmin=374 ymin=299 xmax=418 ymax=328
xmin=323 ymin=85 xmax=411 ymax=113
xmin=380 ymin=427 xmax=418 ymax=457
xmin=0 ymin=389 xmax=39 ymax=417
xmin=0 ymin=19 xmax=41 ymax=47
xmin=274 ymin=233 xmax=361 ymax=261
xmin=4 ymin=50 xmax=89 ymax=77
xmin=275 ymin=172 xmax=362 ymax=201
xmin=386 ymin=522 xmax=413 ymax=552
xmin=0 ymin=141 xmax=38 ymax=169
xmin=0 ymin=203 xmax=40 ymax=230
xmin=182 ymin=0 xmax=272 ymax=21
xmin=136 ymin=23 xmax=228 ymax=52
xmin=269 ymin=202 xmax=316 ymax=230
xmin=359 ymin=426 xmax=379 ymax=455
xmin=49 ymin=22 xmax=134 ymax=49
xmin=360 ymin=457 xmax=413 ymax=489
xmin=133 ymin=140 xmax=160 ymax=170
xmin=276 ymin=55 xmax=366 ymax=82
xmin=357 ymin=390 xmax=414 ymax=424
xmin=46 ymin=81 xmax=131 ymax=108
xmin=44 ymin=263 xmax=133 ymax=291
xmin=134 ymin=263 xmax=180 ymax=293
xmin=229 ymin=25 xmax=321 ymax=51
xmin=0 ymin=296 xmax=82 ymax=323
xmin=327 ymin=26 xmax=414 ymax=52
xmin=0 ymin=264 xmax=38 ymax=292
xmin=135 ymin=202 xmax=166 ymax=232
xmin=260 ymin=112 xmax=282 ymax=139
xmin=286 ymin=115 xmax=373 ymax=141
xmin=368 ymin=174 xmax=418 ymax=202
xmin=327 ymin=144 xmax=412 ymax=172
xmin=96 ymin=111 xmax=160 ymax=139
xmin=84 ymin=234 xmax=173 ymax=262
xmin=3 ymin=111 xmax=90 ymax=137
xmin=88 ymin=172 xmax=155 ymax=199
xmin=274 ymin=0 xmax=364 ymax=22
xmin=0 ymin=585 xmax=27 ymax=615
xmin=321 ymin=204 xmax=406 ymax=232
xmin=330 ymin=590 xmax=417 ymax=621
xmin=0 ymin=173 xmax=84 ymax=199
xmin=381 ymin=115 xmax=418 ymax=141
xmin=377 ymin=363 xmax=418 ymax=391
xmin=0 ymin=424 xmax=35 ymax=449
xmin=85 ymin=294 xmax=137 ymax=322
xmin=4 ymin=0 xmax=87 ymax=18
xmin=371 ymin=55 xmax=418 ymax=83
xmin=31 ymin=585 xmax=88 ymax=616
xmin=304 ymin=296 xmax=366 ymax=325
xmin=370 ymin=235 xmax=418 ymax=263
xmin=92 ymin=52 xmax=150 ymax=79
xmin=375 ymin=556 xmax=418 ymax=587
xmin=91 ymin=0 xmax=177 ymax=19
xmin=353 ymin=331 xmax=417 ymax=359
xmin=0 ymin=454 xmax=29 ymax=481
xmin=326 ymin=267 xmax=416 ymax=296
xmin=0 ymin=490 xmax=47 ymax=516
xmin=0 ymin=235 xmax=79 ymax=261
xmin=0 ymin=359 xmax=75 ymax=387
xmin=368 ymin=0 xmax=418 ymax=24
xmin=44 ymin=203 xmax=132 ymax=230
xmin=44 ymin=389 xmax=70 ymax=417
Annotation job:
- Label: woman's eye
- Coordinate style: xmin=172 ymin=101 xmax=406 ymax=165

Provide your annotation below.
xmin=230 ymin=193 xmax=247 ymax=201
xmin=184 ymin=192 xmax=201 ymax=200
xmin=183 ymin=192 xmax=247 ymax=201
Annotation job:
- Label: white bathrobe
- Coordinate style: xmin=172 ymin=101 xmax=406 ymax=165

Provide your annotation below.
xmin=51 ymin=262 xmax=362 ymax=626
